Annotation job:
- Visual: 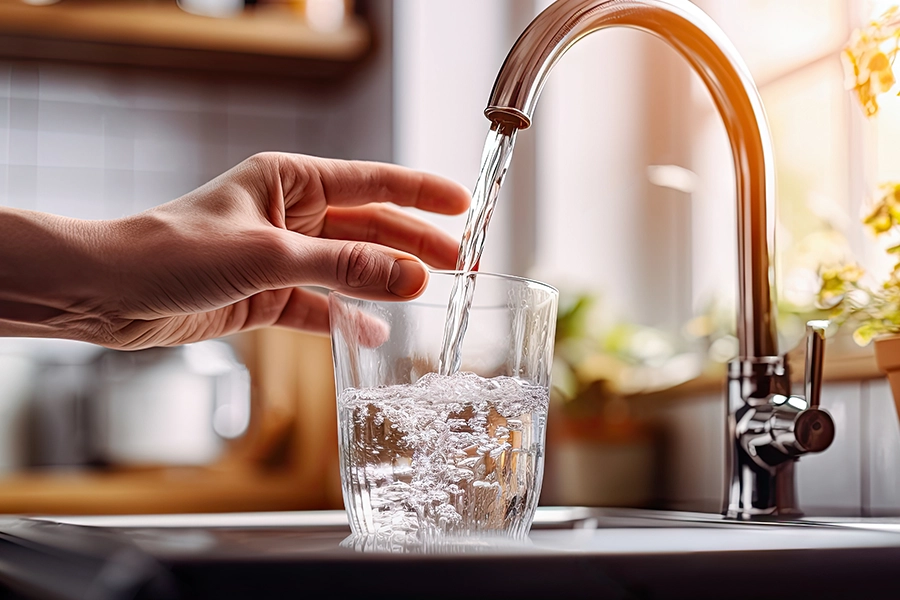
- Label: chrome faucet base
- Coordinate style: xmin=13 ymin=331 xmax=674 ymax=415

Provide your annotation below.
xmin=726 ymin=356 xmax=794 ymax=518
xmin=726 ymin=461 xmax=801 ymax=520
xmin=726 ymin=326 xmax=834 ymax=518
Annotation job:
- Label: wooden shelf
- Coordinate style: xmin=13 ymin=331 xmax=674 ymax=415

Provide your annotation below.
xmin=0 ymin=0 xmax=371 ymax=79
xmin=627 ymin=344 xmax=884 ymax=407
xmin=0 ymin=466 xmax=338 ymax=515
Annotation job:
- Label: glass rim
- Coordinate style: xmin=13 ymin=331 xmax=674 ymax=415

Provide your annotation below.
xmin=328 ymin=269 xmax=559 ymax=306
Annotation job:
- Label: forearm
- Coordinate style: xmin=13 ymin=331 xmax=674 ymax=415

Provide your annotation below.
xmin=0 ymin=207 xmax=114 ymax=340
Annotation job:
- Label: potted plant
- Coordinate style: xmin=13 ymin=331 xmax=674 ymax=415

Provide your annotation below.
xmin=818 ymin=6 xmax=900 ymax=406
xmin=818 ymin=185 xmax=900 ymax=402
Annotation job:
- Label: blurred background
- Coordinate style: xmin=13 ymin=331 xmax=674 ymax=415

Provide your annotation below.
xmin=0 ymin=0 xmax=899 ymax=517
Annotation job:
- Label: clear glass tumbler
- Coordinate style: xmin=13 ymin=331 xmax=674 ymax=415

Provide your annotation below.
xmin=329 ymin=271 xmax=558 ymax=542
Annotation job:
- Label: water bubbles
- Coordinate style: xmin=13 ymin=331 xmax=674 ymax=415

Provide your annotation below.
xmin=339 ymin=372 xmax=548 ymax=539
xmin=473 ymin=480 xmax=500 ymax=490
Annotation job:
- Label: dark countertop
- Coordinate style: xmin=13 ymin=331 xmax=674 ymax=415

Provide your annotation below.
xmin=2 ymin=508 xmax=900 ymax=600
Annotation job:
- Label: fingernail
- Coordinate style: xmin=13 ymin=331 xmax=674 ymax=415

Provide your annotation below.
xmin=389 ymin=259 xmax=427 ymax=297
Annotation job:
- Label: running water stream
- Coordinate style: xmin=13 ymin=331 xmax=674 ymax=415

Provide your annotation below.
xmin=437 ymin=125 xmax=519 ymax=375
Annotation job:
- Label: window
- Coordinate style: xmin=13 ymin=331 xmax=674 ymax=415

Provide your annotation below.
xmin=532 ymin=0 xmax=879 ymax=355
xmin=694 ymin=0 xmax=855 ymax=348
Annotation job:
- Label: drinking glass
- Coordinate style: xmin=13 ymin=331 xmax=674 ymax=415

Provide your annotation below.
xmin=329 ymin=271 xmax=558 ymax=542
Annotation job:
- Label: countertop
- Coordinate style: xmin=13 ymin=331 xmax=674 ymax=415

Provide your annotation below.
xmin=3 ymin=508 xmax=900 ymax=599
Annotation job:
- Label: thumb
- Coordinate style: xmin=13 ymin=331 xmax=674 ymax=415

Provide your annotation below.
xmin=287 ymin=236 xmax=429 ymax=300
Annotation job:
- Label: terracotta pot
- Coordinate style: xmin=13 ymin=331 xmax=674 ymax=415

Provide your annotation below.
xmin=873 ymin=334 xmax=900 ymax=418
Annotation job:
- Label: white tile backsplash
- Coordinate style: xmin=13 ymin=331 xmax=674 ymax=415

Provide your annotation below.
xmin=0 ymin=64 xmax=10 ymax=98
xmin=6 ymin=164 xmax=37 ymax=209
xmin=197 ymin=142 xmax=228 ymax=178
xmin=103 ymin=136 xmax=135 ymax=172
xmin=0 ymin=92 xmax=8 ymax=126
xmin=8 ymin=97 xmax=38 ymax=132
xmin=101 ymin=107 xmax=136 ymax=139
xmin=225 ymin=80 xmax=332 ymax=119
xmin=865 ymin=379 xmax=900 ymax=515
xmin=796 ymin=381 xmax=863 ymax=515
xmin=295 ymin=116 xmax=330 ymax=155
xmin=132 ymin=170 xmax=204 ymax=213
xmin=226 ymin=113 xmax=298 ymax=150
xmin=0 ymin=163 xmax=7 ymax=205
xmin=35 ymin=167 xmax=106 ymax=220
xmin=0 ymin=122 xmax=8 ymax=165
xmin=132 ymin=108 xmax=202 ymax=142
xmin=8 ymin=127 xmax=37 ymax=166
xmin=38 ymin=64 xmax=115 ymax=105
xmin=38 ymin=100 xmax=105 ymax=136
xmin=134 ymin=138 xmax=201 ymax=173
xmin=198 ymin=111 xmax=228 ymax=145
xmin=9 ymin=64 xmax=38 ymax=100
xmin=37 ymin=132 xmax=104 ymax=169
xmin=102 ymin=169 xmax=134 ymax=218
xmin=0 ymin=57 xmax=377 ymax=220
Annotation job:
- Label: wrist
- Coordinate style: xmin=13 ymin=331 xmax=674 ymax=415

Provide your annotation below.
xmin=0 ymin=207 xmax=115 ymax=341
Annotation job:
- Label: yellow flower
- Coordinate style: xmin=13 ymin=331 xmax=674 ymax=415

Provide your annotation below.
xmin=864 ymin=202 xmax=893 ymax=234
xmin=846 ymin=48 xmax=895 ymax=116
xmin=887 ymin=259 xmax=900 ymax=285
xmin=843 ymin=6 xmax=900 ymax=117
xmin=823 ymin=7 xmax=900 ymax=345
xmin=861 ymin=182 xmax=900 ymax=234
xmin=817 ymin=264 xmax=864 ymax=309
xmin=825 ymin=264 xmax=864 ymax=284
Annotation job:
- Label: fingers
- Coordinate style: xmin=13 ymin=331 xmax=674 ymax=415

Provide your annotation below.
xmin=255 ymin=287 xmax=330 ymax=333
xmin=328 ymin=294 xmax=391 ymax=348
xmin=286 ymin=155 xmax=471 ymax=215
xmin=258 ymin=286 xmax=389 ymax=348
xmin=107 ymin=288 xmax=333 ymax=349
xmin=148 ymin=287 xmax=389 ymax=348
xmin=321 ymin=205 xmax=460 ymax=270
xmin=277 ymin=232 xmax=429 ymax=301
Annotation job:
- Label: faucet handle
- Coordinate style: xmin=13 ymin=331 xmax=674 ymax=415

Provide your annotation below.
xmin=804 ymin=320 xmax=827 ymax=409
xmin=794 ymin=320 xmax=834 ymax=453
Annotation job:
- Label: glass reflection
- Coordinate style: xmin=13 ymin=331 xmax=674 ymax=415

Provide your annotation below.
xmin=341 ymin=533 xmax=534 ymax=555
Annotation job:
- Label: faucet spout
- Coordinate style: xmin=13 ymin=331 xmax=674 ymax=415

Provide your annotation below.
xmin=486 ymin=0 xmax=834 ymax=518
xmin=485 ymin=0 xmax=776 ymax=360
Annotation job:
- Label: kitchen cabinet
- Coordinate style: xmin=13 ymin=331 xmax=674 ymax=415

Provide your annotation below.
xmin=0 ymin=330 xmax=343 ymax=515
xmin=0 ymin=0 xmax=371 ymax=79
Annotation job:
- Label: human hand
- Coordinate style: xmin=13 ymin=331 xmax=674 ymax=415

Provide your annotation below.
xmin=0 ymin=153 xmax=469 ymax=349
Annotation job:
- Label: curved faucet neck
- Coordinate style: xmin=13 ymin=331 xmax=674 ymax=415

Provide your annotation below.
xmin=485 ymin=0 xmax=777 ymax=360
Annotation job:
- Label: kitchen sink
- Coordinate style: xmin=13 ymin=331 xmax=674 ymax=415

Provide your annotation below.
xmin=3 ymin=508 xmax=900 ymax=599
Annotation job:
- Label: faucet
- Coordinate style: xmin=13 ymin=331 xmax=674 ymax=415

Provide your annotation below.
xmin=484 ymin=0 xmax=835 ymax=518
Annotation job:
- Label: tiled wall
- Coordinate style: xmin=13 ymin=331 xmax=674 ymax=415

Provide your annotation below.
xmin=0 ymin=60 xmax=385 ymax=220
